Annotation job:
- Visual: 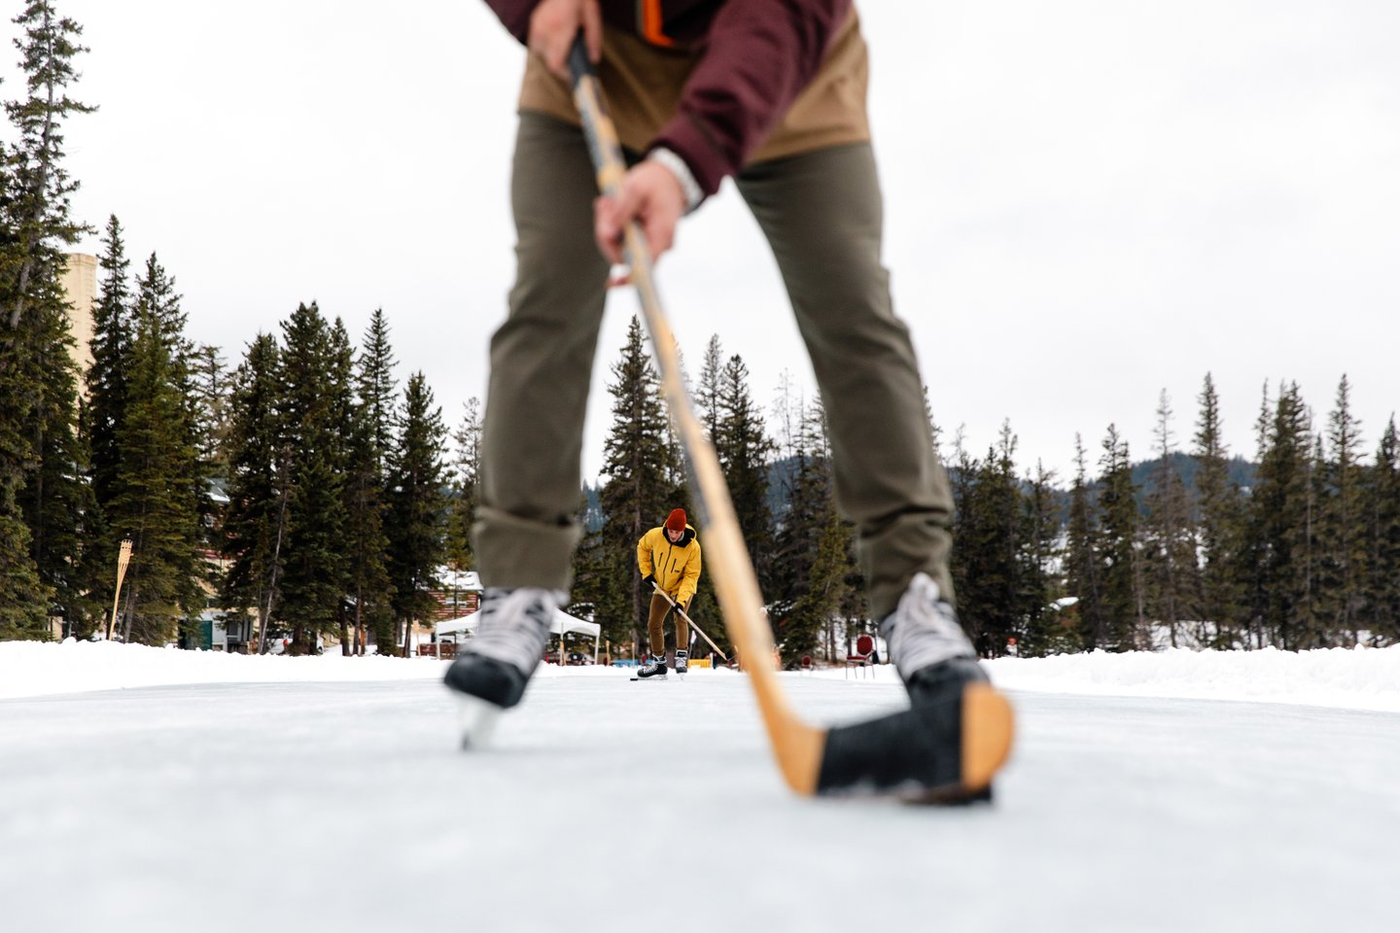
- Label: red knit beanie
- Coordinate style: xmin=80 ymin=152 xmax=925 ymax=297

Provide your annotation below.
xmin=665 ymin=508 xmax=687 ymax=532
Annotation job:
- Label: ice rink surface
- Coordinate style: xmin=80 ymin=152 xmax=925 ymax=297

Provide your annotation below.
xmin=3 ymin=664 xmax=1397 ymax=933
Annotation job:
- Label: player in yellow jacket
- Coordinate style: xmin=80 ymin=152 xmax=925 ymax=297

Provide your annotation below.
xmin=636 ymin=508 xmax=701 ymax=678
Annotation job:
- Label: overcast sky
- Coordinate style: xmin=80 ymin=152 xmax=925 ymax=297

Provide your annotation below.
xmin=7 ymin=0 xmax=1398 ymax=484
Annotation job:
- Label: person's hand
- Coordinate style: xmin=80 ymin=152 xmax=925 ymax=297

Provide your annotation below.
xmin=528 ymin=0 xmax=601 ymax=79
xmin=594 ymin=160 xmax=686 ymax=281
xmin=642 ymin=574 xmax=656 ymax=590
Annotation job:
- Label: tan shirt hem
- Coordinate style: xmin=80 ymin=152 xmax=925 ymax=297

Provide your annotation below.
xmin=517 ymin=11 xmax=870 ymax=172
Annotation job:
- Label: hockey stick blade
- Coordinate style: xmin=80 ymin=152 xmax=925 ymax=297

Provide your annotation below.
xmin=816 ymin=682 xmax=1014 ymax=802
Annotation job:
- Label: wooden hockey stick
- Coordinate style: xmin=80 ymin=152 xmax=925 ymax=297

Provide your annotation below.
xmin=649 ymin=582 xmax=728 ymax=662
xmin=568 ymin=38 xmax=1012 ymax=800
xmin=568 ymin=42 xmax=820 ymax=792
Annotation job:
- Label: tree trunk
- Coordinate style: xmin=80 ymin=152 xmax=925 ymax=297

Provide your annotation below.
xmin=257 ymin=486 xmax=288 ymax=654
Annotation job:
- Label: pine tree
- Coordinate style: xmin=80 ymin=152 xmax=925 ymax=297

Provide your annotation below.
xmin=1362 ymin=418 xmax=1400 ymax=644
xmin=1302 ymin=433 xmax=1325 ymax=646
xmin=85 ymin=215 xmax=131 ymax=508
xmin=5 ymin=0 xmax=94 ymax=330
xmin=593 ymin=318 xmax=681 ymax=653
xmin=1064 ymin=435 xmax=1100 ymax=650
xmin=921 ymin=384 xmax=945 ymax=459
xmin=770 ymin=398 xmax=840 ymax=661
xmin=108 ymin=311 xmax=201 ymax=644
xmin=1235 ymin=383 xmax=1274 ymax=649
xmin=950 ymin=424 xmax=1024 ymax=657
xmin=781 ymin=496 xmax=851 ymax=665
xmin=75 ymin=216 xmax=134 ymax=633
xmin=0 ymin=299 xmax=51 ymax=637
xmin=191 ymin=343 xmax=232 ymax=481
xmin=695 ymin=334 xmax=724 ymax=444
xmin=444 ymin=397 xmax=482 ymax=578
xmin=326 ymin=318 xmax=358 ymax=651
xmin=0 ymin=263 xmax=49 ymax=638
xmin=276 ymin=302 xmax=346 ymax=655
xmin=1246 ymin=382 xmax=1313 ymax=649
xmin=59 ymin=396 xmax=101 ymax=633
xmin=715 ymin=353 xmax=773 ymax=589
xmin=1017 ymin=460 xmax=1061 ymax=656
xmin=219 ymin=333 xmax=287 ymax=650
xmin=358 ymin=307 xmax=398 ymax=477
xmin=0 ymin=0 xmax=93 ymax=639
xmin=1098 ymin=426 xmax=1140 ymax=650
xmin=17 ymin=292 xmax=89 ymax=626
xmin=1192 ymin=373 xmax=1243 ymax=648
xmin=1317 ymin=375 xmax=1366 ymax=644
xmin=386 ymin=372 xmax=448 ymax=656
xmin=341 ymin=386 xmax=394 ymax=655
xmin=346 ymin=314 xmax=398 ymax=653
xmin=133 ymin=253 xmax=191 ymax=370
xmin=134 ymin=254 xmax=208 ymax=642
xmin=1143 ymin=390 xmax=1198 ymax=647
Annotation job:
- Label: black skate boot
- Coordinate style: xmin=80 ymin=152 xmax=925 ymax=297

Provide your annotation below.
xmin=674 ymin=650 xmax=688 ymax=675
xmin=818 ymin=572 xmax=1008 ymax=803
xmin=635 ymin=653 xmax=668 ymax=679
xmin=444 ymin=587 xmax=563 ymax=747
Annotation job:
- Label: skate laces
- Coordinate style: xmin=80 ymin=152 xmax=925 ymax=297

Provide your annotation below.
xmin=879 ymin=573 xmax=976 ymax=681
xmin=466 ymin=587 xmax=564 ymax=674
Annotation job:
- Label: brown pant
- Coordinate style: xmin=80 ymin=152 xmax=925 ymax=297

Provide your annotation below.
xmin=473 ymin=112 xmax=956 ymax=620
xmin=647 ymin=592 xmax=690 ymax=659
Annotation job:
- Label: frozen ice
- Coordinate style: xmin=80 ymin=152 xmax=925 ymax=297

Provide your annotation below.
xmin=1 ymin=642 xmax=1396 ymax=932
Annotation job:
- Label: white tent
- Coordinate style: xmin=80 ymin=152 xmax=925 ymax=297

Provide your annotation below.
xmin=434 ymin=608 xmax=601 ymax=664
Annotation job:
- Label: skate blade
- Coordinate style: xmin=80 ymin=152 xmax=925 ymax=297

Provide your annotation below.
xmin=457 ymin=695 xmax=504 ymax=750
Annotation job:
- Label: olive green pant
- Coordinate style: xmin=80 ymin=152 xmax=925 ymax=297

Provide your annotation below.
xmin=474 ymin=112 xmax=955 ymax=620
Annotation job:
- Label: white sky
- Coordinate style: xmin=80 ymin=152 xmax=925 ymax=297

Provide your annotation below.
xmin=6 ymin=0 xmax=1398 ymax=483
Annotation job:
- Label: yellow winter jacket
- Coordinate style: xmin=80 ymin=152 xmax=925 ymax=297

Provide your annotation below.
xmin=637 ymin=525 xmax=702 ymax=606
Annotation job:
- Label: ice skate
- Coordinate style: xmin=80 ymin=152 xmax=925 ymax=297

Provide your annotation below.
xmin=822 ymin=572 xmax=1013 ymax=802
xmin=443 ymin=587 xmax=563 ymax=747
xmin=632 ymin=653 xmax=668 ymax=681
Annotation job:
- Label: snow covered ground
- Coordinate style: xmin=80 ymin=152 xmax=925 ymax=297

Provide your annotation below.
xmin=2 ymin=642 xmax=1397 ymax=933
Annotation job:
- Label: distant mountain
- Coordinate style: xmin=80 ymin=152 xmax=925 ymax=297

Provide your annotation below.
xmin=589 ymin=452 xmax=1258 ymax=533
xmin=1131 ymin=452 xmax=1257 ymax=498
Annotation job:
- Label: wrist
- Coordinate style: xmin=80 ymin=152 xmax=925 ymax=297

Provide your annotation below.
xmin=646 ymin=147 xmax=703 ymax=214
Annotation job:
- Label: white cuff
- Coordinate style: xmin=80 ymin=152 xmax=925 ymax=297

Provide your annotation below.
xmin=647 ymin=147 xmax=703 ymax=214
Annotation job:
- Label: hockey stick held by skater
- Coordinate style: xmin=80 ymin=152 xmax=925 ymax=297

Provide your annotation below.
xmin=647 ymin=578 xmax=728 ymax=662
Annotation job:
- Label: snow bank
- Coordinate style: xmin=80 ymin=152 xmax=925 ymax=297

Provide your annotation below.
xmin=0 ymin=639 xmax=448 ymax=700
xmin=983 ymin=645 xmax=1400 ymax=713
xmin=3 ymin=639 xmax=1399 ymax=712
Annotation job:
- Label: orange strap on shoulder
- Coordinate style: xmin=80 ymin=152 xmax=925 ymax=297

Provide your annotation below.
xmin=639 ymin=0 xmax=675 ymax=47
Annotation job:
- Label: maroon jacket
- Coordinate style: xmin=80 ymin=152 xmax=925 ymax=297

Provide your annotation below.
xmin=484 ymin=0 xmax=853 ymax=196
